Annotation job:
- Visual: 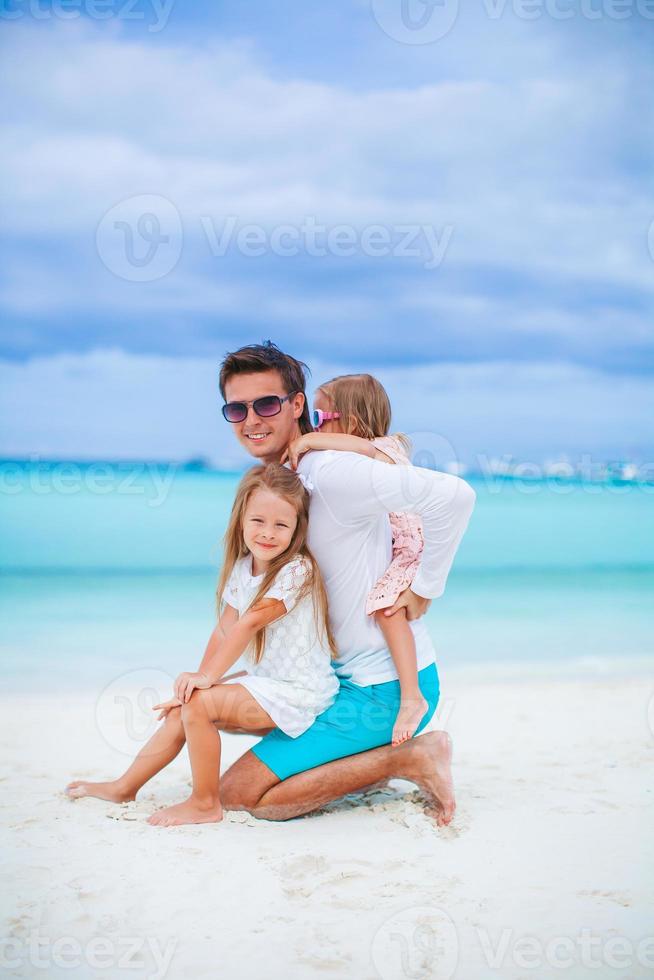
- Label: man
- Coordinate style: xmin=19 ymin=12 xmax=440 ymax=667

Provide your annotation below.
xmin=217 ymin=341 xmax=476 ymax=826
xmin=66 ymin=340 xmax=474 ymax=823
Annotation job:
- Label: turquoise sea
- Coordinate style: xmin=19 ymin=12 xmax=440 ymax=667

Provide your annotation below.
xmin=1 ymin=461 xmax=652 ymax=691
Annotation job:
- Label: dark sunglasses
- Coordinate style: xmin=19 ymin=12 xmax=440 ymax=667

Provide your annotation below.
xmin=222 ymin=392 xmax=297 ymax=424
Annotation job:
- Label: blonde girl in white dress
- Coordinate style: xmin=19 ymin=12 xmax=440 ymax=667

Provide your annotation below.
xmin=67 ymin=463 xmax=338 ymax=827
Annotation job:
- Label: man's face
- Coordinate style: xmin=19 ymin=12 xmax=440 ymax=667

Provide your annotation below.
xmin=224 ymin=370 xmax=305 ymax=462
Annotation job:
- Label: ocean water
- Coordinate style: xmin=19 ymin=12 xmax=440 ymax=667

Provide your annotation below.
xmin=1 ymin=462 xmax=652 ymax=691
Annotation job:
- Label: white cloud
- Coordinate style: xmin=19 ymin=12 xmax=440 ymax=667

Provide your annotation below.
xmin=1 ymin=20 xmax=652 ymax=292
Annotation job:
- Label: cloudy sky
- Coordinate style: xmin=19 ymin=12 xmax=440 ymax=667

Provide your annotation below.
xmin=0 ymin=1 xmax=652 ymax=467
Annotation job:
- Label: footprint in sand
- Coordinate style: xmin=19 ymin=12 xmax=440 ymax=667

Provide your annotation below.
xmin=274 ymin=854 xmax=379 ymax=901
xmin=578 ymin=889 xmax=633 ymax=907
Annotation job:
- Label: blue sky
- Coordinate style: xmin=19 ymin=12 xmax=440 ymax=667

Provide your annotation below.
xmin=0 ymin=2 xmax=652 ymax=465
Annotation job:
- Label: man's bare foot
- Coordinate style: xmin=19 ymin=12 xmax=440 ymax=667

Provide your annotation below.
xmin=65 ymin=779 xmax=135 ymax=804
xmin=398 ymin=730 xmax=456 ymax=826
xmin=147 ymin=796 xmax=223 ymax=827
xmin=392 ymin=696 xmax=428 ymax=747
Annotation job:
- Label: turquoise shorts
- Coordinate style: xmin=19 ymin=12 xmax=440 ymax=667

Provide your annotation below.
xmin=251 ymin=662 xmax=440 ymax=781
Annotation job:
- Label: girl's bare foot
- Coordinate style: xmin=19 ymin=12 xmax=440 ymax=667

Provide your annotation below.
xmin=65 ymin=779 xmax=135 ymax=803
xmin=147 ymin=796 xmax=223 ymax=827
xmin=392 ymin=696 xmax=428 ymax=747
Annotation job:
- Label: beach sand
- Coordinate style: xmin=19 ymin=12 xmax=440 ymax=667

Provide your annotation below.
xmin=2 ymin=664 xmax=653 ymax=980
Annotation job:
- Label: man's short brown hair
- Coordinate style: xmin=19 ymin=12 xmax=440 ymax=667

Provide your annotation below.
xmin=219 ymin=340 xmax=313 ymax=435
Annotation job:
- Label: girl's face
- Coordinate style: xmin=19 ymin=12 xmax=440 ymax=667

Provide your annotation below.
xmin=314 ymin=388 xmax=343 ymax=434
xmin=242 ymin=488 xmax=298 ymax=566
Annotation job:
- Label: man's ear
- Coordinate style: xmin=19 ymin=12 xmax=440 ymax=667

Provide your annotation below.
xmin=292 ymin=391 xmax=306 ymax=419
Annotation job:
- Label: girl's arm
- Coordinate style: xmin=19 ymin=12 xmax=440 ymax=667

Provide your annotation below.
xmin=284 ymin=432 xmax=393 ymax=469
xmin=174 ymin=598 xmax=288 ymax=702
xmin=156 ymin=605 xmax=245 ymax=718
xmin=196 ymin=603 xmax=239 ymax=674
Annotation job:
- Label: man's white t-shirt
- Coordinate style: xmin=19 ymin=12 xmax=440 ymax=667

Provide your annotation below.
xmin=296 ymin=450 xmax=476 ymax=686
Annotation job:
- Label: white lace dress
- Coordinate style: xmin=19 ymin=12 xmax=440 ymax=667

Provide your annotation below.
xmin=221 ymin=555 xmax=339 ymax=737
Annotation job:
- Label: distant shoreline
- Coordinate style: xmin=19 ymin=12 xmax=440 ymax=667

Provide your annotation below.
xmin=1 ymin=457 xmax=652 ymax=487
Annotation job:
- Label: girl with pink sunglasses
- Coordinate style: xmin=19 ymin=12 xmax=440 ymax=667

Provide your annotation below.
xmin=282 ymin=373 xmax=427 ymax=747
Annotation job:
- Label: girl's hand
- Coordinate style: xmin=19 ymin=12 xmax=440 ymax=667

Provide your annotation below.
xmin=174 ymin=671 xmax=212 ymax=703
xmin=152 ymin=696 xmax=182 ymax=721
xmin=281 ymin=434 xmax=315 ymax=470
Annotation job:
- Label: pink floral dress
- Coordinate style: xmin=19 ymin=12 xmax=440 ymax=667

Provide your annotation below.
xmin=365 ymin=435 xmax=425 ymax=615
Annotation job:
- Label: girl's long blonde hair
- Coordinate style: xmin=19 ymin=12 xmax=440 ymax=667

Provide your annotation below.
xmin=317 ymin=373 xmax=411 ymax=454
xmin=216 ymin=463 xmax=337 ymax=664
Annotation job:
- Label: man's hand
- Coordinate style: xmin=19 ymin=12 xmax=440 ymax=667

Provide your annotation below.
xmin=174 ymin=671 xmax=212 ymax=703
xmin=280 ymin=434 xmax=316 ymax=471
xmin=383 ymin=588 xmax=431 ymax=622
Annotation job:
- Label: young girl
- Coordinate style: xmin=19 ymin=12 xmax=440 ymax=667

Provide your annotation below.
xmin=67 ymin=463 xmax=338 ymax=827
xmin=283 ymin=373 xmax=427 ymax=748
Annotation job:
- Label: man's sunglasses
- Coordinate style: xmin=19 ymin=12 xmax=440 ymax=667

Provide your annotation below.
xmin=222 ymin=392 xmax=297 ymax=424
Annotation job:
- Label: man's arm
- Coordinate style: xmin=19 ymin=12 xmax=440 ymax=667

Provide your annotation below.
xmin=308 ymin=452 xmax=476 ymax=600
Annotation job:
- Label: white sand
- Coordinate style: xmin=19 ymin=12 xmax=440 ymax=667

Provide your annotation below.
xmin=2 ymin=664 xmax=653 ymax=980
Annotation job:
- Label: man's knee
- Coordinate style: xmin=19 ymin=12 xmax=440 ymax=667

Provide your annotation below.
xmin=220 ymin=752 xmax=280 ymax=814
xmin=220 ymin=767 xmax=267 ymax=813
xmin=246 ymin=801 xmax=296 ymax=822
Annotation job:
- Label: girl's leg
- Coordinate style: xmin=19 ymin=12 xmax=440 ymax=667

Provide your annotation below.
xmin=375 ymin=609 xmax=428 ymax=746
xmin=66 ymin=706 xmax=186 ymax=803
xmin=147 ymin=684 xmax=274 ymax=827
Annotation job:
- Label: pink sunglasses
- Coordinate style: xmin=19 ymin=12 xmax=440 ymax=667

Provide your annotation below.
xmin=312 ymin=409 xmax=341 ymax=430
